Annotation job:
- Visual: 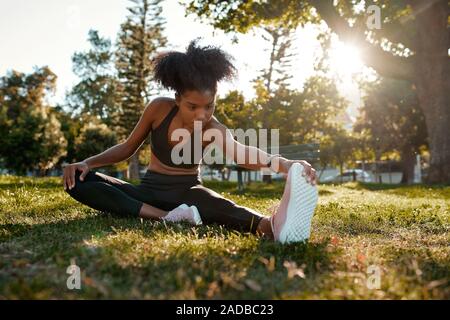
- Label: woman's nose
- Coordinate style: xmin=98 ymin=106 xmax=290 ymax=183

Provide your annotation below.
xmin=195 ymin=110 xmax=206 ymax=121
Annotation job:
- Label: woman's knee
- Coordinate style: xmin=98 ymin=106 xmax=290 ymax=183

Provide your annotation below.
xmin=64 ymin=170 xmax=94 ymax=196
xmin=183 ymin=187 xmax=241 ymax=218
xmin=182 ymin=186 xmax=264 ymax=233
xmin=75 ymin=170 xmax=98 ymax=182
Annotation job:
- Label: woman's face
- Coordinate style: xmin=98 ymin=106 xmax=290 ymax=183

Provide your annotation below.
xmin=176 ymin=89 xmax=216 ymax=130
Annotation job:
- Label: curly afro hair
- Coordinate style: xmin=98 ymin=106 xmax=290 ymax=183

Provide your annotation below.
xmin=152 ymin=38 xmax=237 ymax=95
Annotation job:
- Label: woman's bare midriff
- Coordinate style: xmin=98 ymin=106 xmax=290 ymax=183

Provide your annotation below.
xmin=147 ymin=153 xmax=201 ymax=175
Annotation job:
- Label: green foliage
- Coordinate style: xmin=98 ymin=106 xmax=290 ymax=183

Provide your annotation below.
xmin=183 ymin=0 xmax=314 ymax=34
xmin=182 ymin=0 xmax=415 ymax=57
xmin=0 ymin=68 xmax=67 ymax=175
xmin=215 ymin=74 xmax=346 ymax=150
xmin=115 ymin=0 xmax=168 ymax=140
xmin=215 ymin=90 xmax=257 ymax=130
xmin=320 ymin=128 xmax=356 ymax=175
xmin=354 ymin=78 xmax=428 ymax=182
xmin=52 ymin=106 xmax=83 ymax=165
xmin=114 ymin=0 xmax=168 ymax=179
xmin=183 ymin=0 xmax=450 ymax=184
xmin=74 ymin=121 xmax=118 ymax=162
xmin=255 ymin=24 xmax=297 ymax=94
xmin=66 ymin=30 xmax=122 ymax=127
xmin=355 ymin=78 xmax=427 ymax=155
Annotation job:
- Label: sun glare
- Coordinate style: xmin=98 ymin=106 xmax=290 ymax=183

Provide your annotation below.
xmin=330 ymin=42 xmax=364 ymax=77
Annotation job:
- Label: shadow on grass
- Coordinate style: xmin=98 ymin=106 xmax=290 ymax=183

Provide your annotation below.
xmin=0 ymin=212 xmax=334 ymax=299
xmin=80 ymin=227 xmax=334 ymax=299
xmin=318 ymin=189 xmax=334 ymax=196
xmin=0 ymin=215 xmax=135 ymax=252
xmin=126 ymin=238 xmax=333 ymax=299
xmin=381 ymin=246 xmax=450 ymax=297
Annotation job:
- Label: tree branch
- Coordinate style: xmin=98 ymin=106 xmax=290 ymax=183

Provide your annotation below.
xmin=309 ymin=0 xmax=415 ymax=81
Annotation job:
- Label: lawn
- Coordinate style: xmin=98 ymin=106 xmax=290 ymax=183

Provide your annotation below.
xmin=0 ymin=175 xmax=449 ymax=299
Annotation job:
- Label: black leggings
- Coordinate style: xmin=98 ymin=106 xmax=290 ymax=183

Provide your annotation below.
xmin=65 ymin=169 xmax=265 ymax=234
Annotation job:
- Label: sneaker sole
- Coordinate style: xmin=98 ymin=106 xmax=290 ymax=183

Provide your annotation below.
xmin=278 ymin=162 xmax=318 ymax=244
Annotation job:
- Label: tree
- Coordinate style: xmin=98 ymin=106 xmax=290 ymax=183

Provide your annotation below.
xmin=253 ymin=22 xmax=298 ymax=146
xmin=0 ymin=67 xmax=67 ymax=175
xmin=52 ymin=105 xmax=82 ymax=165
xmin=319 ymin=127 xmax=355 ymax=181
xmin=215 ymin=90 xmax=257 ymax=130
xmin=115 ymin=0 xmax=167 ymax=179
xmin=255 ymin=24 xmax=297 ymax=94
xmin=351 ymin=129 xmax=375 ymax=180
xmin=74 ymin=121 xmax=118 ymax=173
xmin=355 ymin=78 xmax=428 ymax=184
xmin=66 ymin=29 xmax=122 ymax=127
xmin=183 ymin=0 xmax=450 ymax=183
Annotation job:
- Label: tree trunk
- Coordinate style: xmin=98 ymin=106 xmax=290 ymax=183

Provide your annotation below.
xmin=400 ymin=148 xmax=416 ymax=185
xmin=237 ymin=169 xmax=244 ymax=192
xmin=128 ymin=151 xmax=140 ymax=180
xmin=411 ymin=0 xmax=450 ymax=184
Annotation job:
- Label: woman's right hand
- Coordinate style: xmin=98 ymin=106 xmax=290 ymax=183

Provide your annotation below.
xmin=62 ymin=161 xmax=90 ymax=191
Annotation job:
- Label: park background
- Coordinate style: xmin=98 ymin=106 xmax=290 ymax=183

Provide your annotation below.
xmin=0 ymin=0 xmax=449 ymax=299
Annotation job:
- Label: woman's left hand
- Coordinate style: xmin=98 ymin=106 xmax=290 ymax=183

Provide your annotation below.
xmin=278 ymin=158 xmax=317 ymax=186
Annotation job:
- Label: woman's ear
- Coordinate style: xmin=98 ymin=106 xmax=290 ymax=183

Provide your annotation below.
xmin=175 ymin=92 xmax=181 ymax=105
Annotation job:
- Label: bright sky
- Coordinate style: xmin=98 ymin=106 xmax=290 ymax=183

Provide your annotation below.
xmin=0 ymin=0 xmax=366 ymax=122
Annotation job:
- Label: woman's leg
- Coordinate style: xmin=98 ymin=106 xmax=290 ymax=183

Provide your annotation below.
xmin=65 ymin=170 xmax=167 ymax=219
xmin=180 ymin=184 xmax=271 ymax=236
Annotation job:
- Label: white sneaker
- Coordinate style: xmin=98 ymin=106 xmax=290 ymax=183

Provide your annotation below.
xmin=162 ymin=204 xmax=203 ymax=225
xmin=270 ymin=162 xmax=318 ymax=244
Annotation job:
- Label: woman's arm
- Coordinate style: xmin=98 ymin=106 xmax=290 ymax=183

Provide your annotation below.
xmin=82 ymin=143 xmax=135 ymax=170
xmin=63 ymin=98 xmax=162 ymax=190
xmin=213 ymin=118 xmax=284 ymax=171
xmin=210 ymin=117 xmax=317 ymax=185
xmin=83 ymin=99 xmax=160 ymax=169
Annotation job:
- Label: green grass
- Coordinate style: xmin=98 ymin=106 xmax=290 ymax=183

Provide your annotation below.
xmin=0 ymin=175 xmax=449 ymax=299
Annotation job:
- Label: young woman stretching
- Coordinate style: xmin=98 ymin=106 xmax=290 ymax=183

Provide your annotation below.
xmin=63 ymin=40 xmax=318 ymax=243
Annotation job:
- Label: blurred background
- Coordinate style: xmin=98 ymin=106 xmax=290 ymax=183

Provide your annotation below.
xmin=1 ymin=0 xmax=448 ymax=185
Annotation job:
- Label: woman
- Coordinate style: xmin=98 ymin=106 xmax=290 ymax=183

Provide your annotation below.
xmin=63 ymin=40 xmax=318 ymax=243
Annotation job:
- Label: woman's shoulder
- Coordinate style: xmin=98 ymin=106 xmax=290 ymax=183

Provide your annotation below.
xmin=147 ymin=96 xmax=175 ymax=114
xmin=148 ymin=96 xmax=176 ymax=110
xmin=147 ymin=97 xmax=176 ymax=130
